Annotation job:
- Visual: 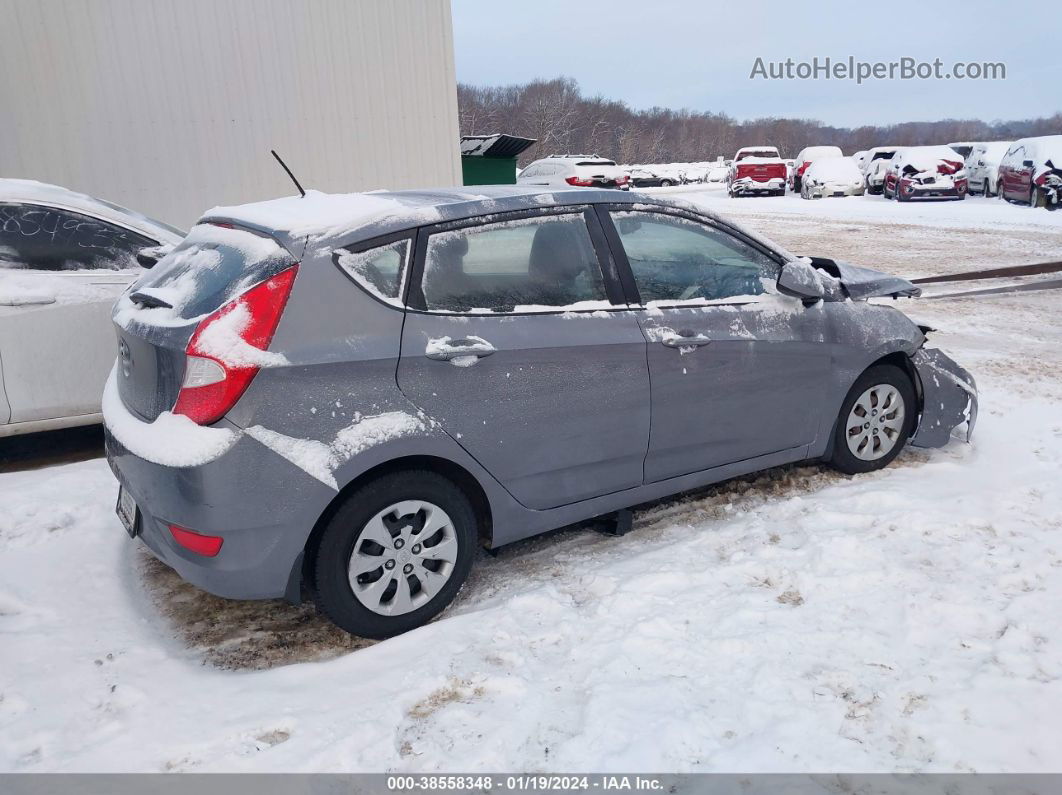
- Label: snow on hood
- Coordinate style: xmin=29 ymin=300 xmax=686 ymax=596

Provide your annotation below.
xmin=804 ymin=158 xmax=863 ymax=182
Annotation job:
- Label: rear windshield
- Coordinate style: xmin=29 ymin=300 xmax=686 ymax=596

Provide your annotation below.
xmin=128 ymin=223 xmax=295 ymax=322
xmin=575 ymin=160 xmax=617 ymax=166
xmin=871 ymin=150 xmax=896 ymax=161
xmin=736 ymin=150 xmax=777 ymax=161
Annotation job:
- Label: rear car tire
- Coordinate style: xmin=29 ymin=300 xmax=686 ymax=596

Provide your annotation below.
xmin=314 ymin=471 xmax=477 ymax=638
xmin=828 ymin=365 xmax=916 ymax=475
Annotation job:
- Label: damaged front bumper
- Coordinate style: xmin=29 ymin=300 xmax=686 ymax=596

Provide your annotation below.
xmin=910 ymin=347 xmax=978 ymax=447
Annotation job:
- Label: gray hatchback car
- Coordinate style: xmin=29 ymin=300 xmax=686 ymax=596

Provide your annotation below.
xmin=105 ymin=187 xmax=976 ymax=638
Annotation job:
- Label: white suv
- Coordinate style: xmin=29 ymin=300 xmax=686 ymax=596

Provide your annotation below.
xmin=517 ymin=155 xmax=630 ymax=190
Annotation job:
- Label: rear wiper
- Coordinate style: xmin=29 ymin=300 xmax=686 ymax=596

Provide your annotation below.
xmin=129 ymin=290 xmax=173 ymax=309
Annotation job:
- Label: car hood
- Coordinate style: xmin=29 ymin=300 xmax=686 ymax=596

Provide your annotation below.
xmin=807 ymin=258 xmax=922 ymax=300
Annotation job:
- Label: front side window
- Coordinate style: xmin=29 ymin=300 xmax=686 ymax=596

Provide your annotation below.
xmin=421 ymin=214 xmax=607 ymax=312
xmin=610 ymin=211 xmax=780 ymax=304
xmin=335 ymin=238 xmax=409 ymax=303
xmin=0 ymin=203 xmax=155 ymax=271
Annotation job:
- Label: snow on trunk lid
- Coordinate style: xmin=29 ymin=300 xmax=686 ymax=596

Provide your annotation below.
xmin=112 ymin=223 xmax=296 ymax=421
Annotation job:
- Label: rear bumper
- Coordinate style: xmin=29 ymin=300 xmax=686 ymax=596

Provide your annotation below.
xmin=105 ymin=425 xmax=328 ymax=601
xmin=731 ymin=177 xmax=784 ymax=194
xmin=910 ymin=348 xmax=978 ymax=448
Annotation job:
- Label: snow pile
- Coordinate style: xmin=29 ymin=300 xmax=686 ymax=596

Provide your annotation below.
xmin=247 ymin=411 xmax=427 ymax=489
xmin=101 ymin=366 xmax=238 ymax=467
xmin=194 ymin=302 xmax=289 ymax=368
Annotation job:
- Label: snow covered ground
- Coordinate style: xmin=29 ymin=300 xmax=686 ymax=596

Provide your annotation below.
xmin=2 ymin=190 xmax=1061 ymax=773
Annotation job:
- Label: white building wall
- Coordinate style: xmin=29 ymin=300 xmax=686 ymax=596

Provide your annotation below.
xmin=0 ymin=0 xmax=462 ymax=228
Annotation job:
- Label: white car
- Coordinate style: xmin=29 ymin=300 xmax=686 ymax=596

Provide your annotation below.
xmin=800 ymin=158 xmax=866 ymax=199
xmin=516 ymin=155 xmax=630 ymax=190
xmin=861 ymin=146 xmax=901 ymax=194
xmin=0 ymin=180 xmax=183 ymax=437
xmin=790 ymin=145 xmax=843 ymax=192
xmin=966 ymin=141 xmax=1012 ymax=196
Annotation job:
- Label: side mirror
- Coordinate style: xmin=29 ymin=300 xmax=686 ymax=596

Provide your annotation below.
xmin=136 ymin=244 xmax=173 ymax=269
xmin=1023 ymin=159 xmax=1034 ymax=168
xmin=777 ymin=260 xmax=826 ymax=300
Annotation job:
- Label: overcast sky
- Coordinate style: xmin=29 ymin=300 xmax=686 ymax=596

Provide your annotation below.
xmin=451 ymin=0 xmax=1062 ymax=127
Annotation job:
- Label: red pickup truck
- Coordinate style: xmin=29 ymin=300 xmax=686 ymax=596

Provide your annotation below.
xmin=727 ymin=146 xmax=787 ymax=197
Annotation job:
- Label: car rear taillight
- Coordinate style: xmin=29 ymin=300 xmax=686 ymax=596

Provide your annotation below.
xmin=172 ymin=265 xmax=298 ymax=425
xmin=169 ymin=524 xmax=224 ymax=557
xmin=565 ymin=176 xmax=595 ymax=187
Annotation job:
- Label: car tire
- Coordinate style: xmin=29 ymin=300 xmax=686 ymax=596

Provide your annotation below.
xmin=660 ymin=179 xmax=672 ymax=188
xmin=314 ymin=470 xmax=478 ymax=639
xmin=828 ymin=364 xmax=917 ymax=476
xmin=1031 ymin=185 xmax=1046 ymax=208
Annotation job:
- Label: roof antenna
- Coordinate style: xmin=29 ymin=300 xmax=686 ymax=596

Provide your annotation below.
xmin=271 ymin=149 xmax=306 ymax=198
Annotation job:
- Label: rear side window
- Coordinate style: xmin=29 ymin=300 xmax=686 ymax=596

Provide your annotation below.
xmin=0 ymin=203 xmax=155 ymax=271
xmin=610 ymin=211 xmax=780 ymax=304
xmin=130 ymin=223 xmax=295 ymax=321
xmin=420 ymin=214 xmax=607 ymax=312
xmin=335 ymin=238 xmax=409 ymax=304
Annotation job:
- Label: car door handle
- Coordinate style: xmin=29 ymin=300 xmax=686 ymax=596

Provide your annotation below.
xmin=660 ymin=330 xmax=712 ymax=348
xmin=425 ymin=336 xmax=497 ymax=362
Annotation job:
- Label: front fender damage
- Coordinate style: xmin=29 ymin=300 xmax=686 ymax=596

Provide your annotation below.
xmin=910 ymin=348 xmax=978 ymax=447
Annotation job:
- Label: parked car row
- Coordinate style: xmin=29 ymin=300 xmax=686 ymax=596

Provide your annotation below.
xmin=515 ymin=135 xmax=1060 ymax=210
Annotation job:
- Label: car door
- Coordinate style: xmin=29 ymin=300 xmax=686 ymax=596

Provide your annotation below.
xmin=600 ymin=207 xmax=830 ymax=483
xmin=0 ymin=202 xmax=154 ymax=424
xmin=1001 ymin=145 xmax=1023 ymax=199
xmin=397 ymin=206 xmax=650 ymax=510
xmin=968 ymin=145 xmax=985 ymax=191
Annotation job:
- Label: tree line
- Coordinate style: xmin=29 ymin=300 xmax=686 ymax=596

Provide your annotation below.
xmin=458 ymin=77 xmax=1062 ymax=165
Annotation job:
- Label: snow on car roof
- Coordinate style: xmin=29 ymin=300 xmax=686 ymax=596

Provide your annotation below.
xmin=0 ymin=178 xmax=184 ymax=242
xmin=203 ymin=186 xmax=798 ymax=263
xmin=897 ymin=145 xmax=965 ymax=164
xmin=1023 ymin=134 xmax=1062 ymax=163
xmin=798 ymin=146 xmax=843 ymax=159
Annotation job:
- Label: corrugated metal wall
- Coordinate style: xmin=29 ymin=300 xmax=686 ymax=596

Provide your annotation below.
xmin=0 ymin=0 xmax=462 ymax=229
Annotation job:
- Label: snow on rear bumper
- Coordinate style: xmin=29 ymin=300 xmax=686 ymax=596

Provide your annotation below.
xmin=731 ymin=177 xmax=784 ymax=193
xmin=910 ymin=348 xmax=978 ymax=448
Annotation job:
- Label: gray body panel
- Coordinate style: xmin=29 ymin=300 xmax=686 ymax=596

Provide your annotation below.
xmin=106 ymin=187 xmax=978 ymax=602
